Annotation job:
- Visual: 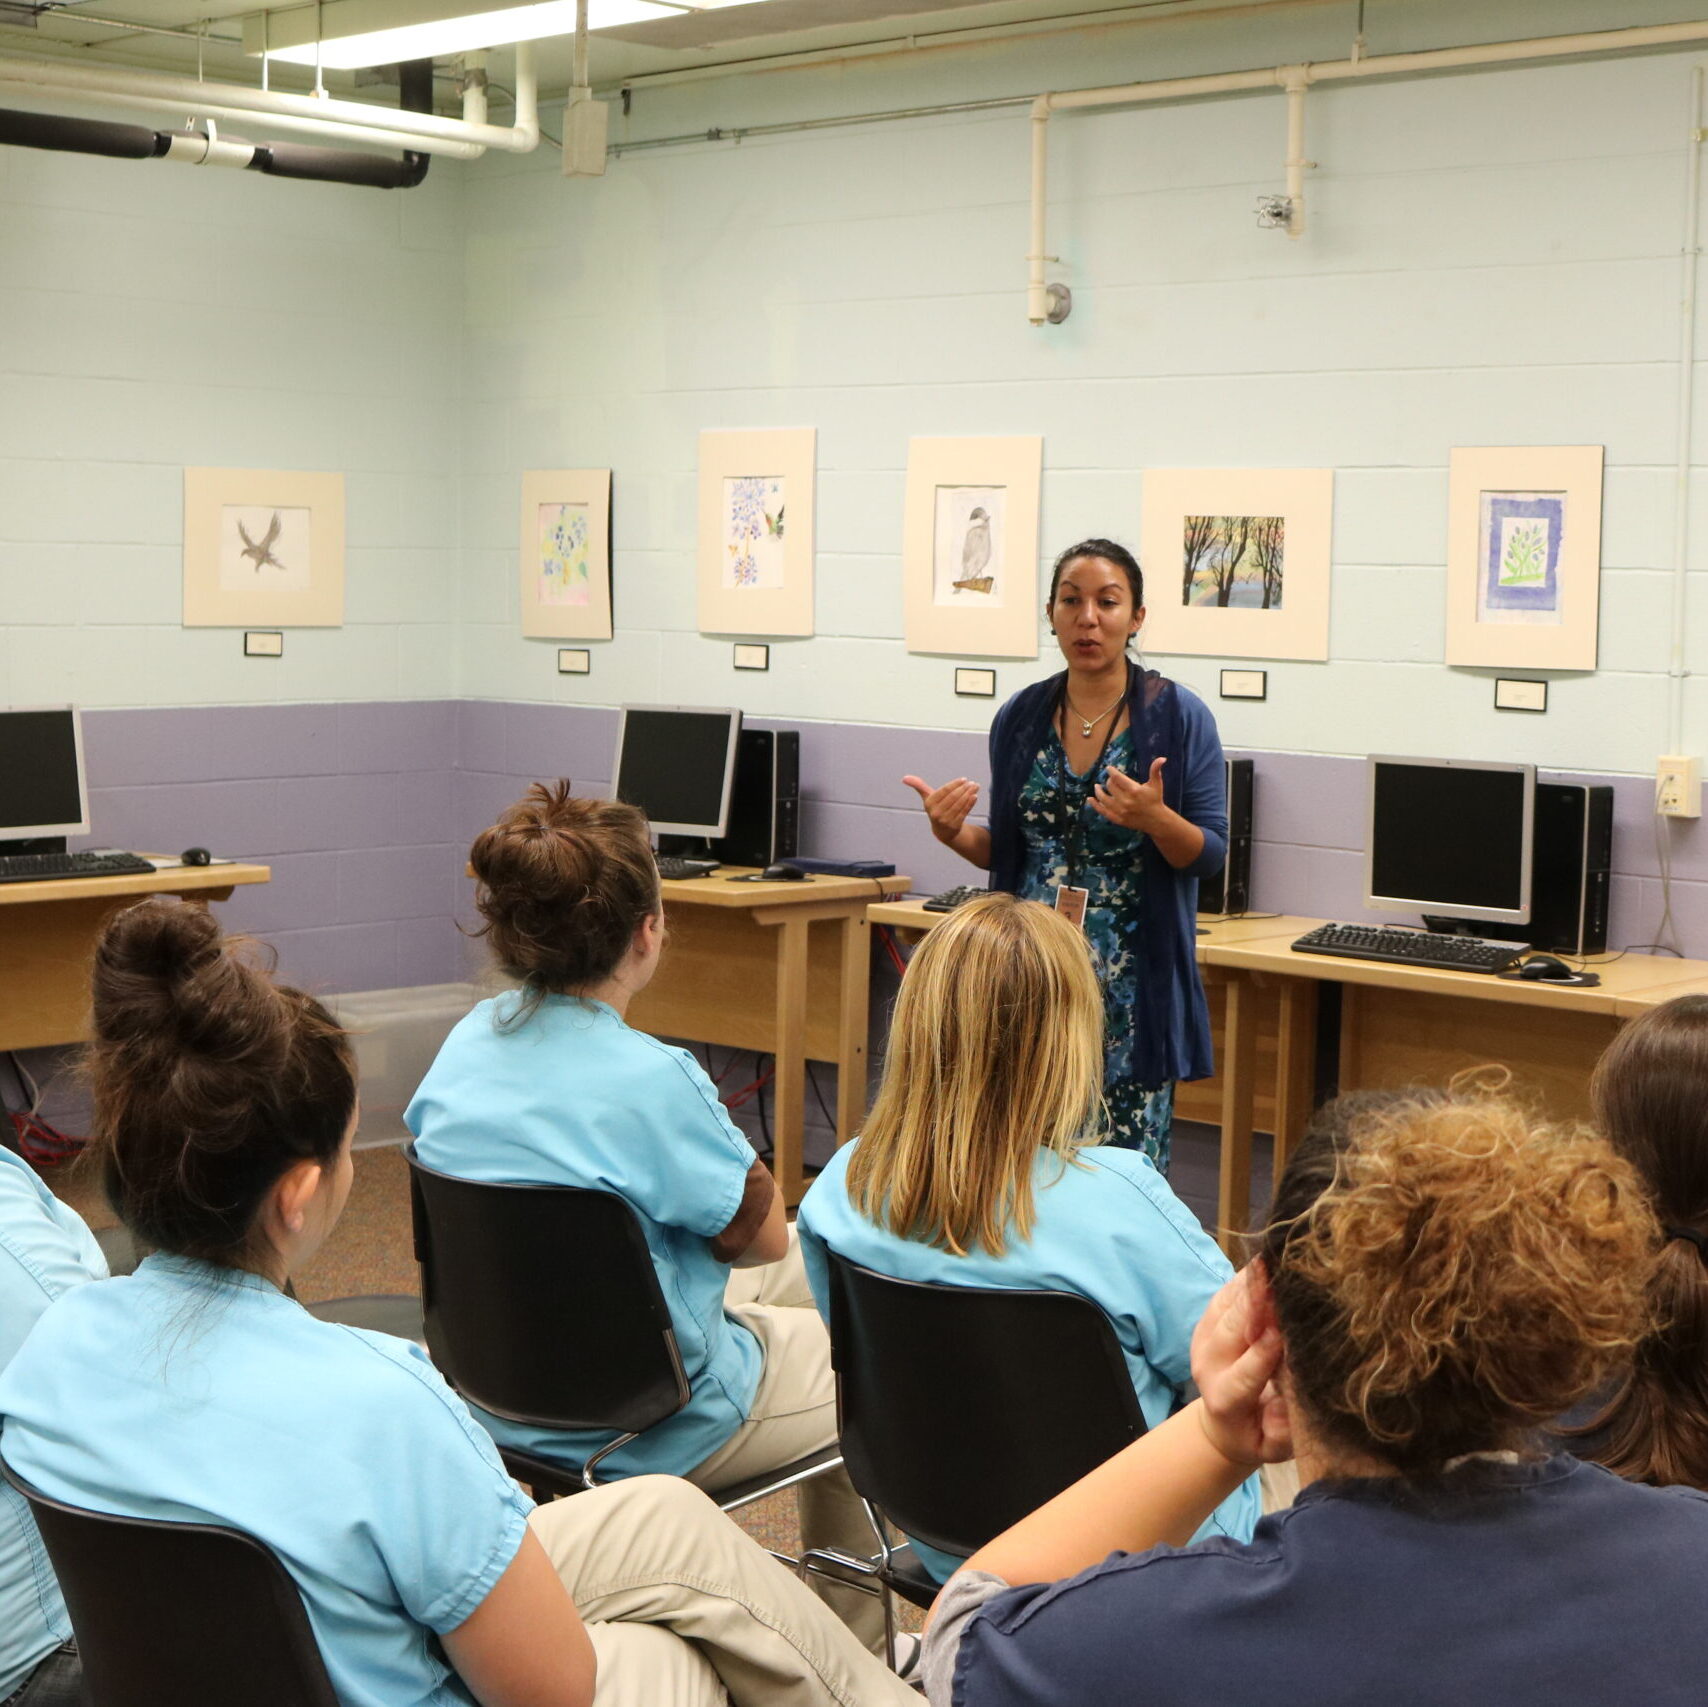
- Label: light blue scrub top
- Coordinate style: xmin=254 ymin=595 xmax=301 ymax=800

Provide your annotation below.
xmin=0 ymin=1254 xmax=533 ymax=1707
xmin=0 ymin=1146 xmax=107 ymax=1701
xmin=406 ymin=993 xmax=762 ymax=1478
xmin=797 ymin=1140 xmax=1261 ymax=1581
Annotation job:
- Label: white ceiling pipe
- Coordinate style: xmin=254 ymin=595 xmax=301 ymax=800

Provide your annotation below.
xmin=0 ymin=39 xmax=536 ymax=151
xmin=1281 ymin=65 xmax=1308 ymax=240
xmin=0 ymin=75 xmax=486 ymax=156
xmin=161 ymin=126 xmax=261 ymax=167
xmin=1027 ymin=17 xmax=1708 ymax=322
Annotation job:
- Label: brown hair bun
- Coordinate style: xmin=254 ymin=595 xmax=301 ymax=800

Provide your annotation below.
xmin=88 ymin=898 xmax=355 ymax=1268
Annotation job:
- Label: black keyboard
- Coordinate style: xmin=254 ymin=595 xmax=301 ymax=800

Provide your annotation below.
xmin=1291 ymin=922 xmax=1528 ymax=975
xmin=0 ymin=848 xmax=158 ymax=886
xmin=654 ymin=856 xmax=719 ymax=881
xmin=923 ymin=884 xmax=988 ymax=914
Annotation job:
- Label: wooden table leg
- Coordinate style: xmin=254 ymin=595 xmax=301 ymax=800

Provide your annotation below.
xmin=1217 ymin=971 xmax=1258 ymax=1259
xmin=1272 ymin=977 xmax=1317 ymax=1182
xmin=773 ymin=917 xmax=810 ymax=1207
xmin=836 ymin=910 xmax=870 ymax=1151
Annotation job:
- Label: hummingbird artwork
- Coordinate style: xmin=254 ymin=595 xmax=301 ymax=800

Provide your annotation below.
xmin=237 ymin=511 xmax=286 ymax=573
xmin=953 ymin=505 xmax=995 ymax=595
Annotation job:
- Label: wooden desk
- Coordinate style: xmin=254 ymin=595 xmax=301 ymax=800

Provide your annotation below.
xmin=630 ymin=868 xmax=909 ymax=1206
xmin=1206 ymin=929 xmax=1708 ymax=1252
xmin=0 ymin=861 xmax=272 ymax=1050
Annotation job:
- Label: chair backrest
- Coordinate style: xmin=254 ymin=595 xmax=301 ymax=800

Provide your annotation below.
xmin=825 ymin=1253 xmax=1148 ymax=1559
xmin=1 ymin=1458 xmax=339 ymax=1707
xmin=407 ymin=1147 xmax=689 ymax=1435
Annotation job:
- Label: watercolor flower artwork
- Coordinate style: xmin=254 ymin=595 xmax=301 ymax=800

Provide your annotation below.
xmin=722 ymin=474 xmax=787 ymax=590
xmin=537 ymin=501 xmax=592 ymax=606
xmin=1477 ymin=490 xmax=1565 ymax=625
xmin=217 ymin=504 xmax=313 ymax=592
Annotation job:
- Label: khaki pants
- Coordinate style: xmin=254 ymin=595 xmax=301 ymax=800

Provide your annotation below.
xmin=529 ymin=1476 xmax=917 ymax=1707
xmin=692 ymin=1232 xmax=885 ymax=1650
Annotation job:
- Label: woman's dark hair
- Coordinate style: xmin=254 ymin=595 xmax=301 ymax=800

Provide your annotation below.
xmin=1258 ymin=1084 xmax=1657 ymax=1478
xmin=1046 ymin=538 xmax=1145 ymax=611
xmin=87 ymin=898 xmax=355 ymax=1270
xmin=1571 ymin=995 xmax=1708 ymax=1488
xmin=469 ymin=780 xmax=661 ymax=1024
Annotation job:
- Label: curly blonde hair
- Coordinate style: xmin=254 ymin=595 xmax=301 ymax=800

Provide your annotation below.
xmin=1262 ymin=1087 xmax=1659 ymax=1475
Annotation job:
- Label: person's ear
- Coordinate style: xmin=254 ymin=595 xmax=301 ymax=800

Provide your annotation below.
xmin=637 ymin=911 xmax=664 ymax=957
xmin=272 ymin=1158 xmax=326 ymax=1237
xmin=1131 ymin=604 xmax=1146 ymax=637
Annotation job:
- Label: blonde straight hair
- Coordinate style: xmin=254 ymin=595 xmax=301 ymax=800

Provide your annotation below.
xmin=847 ymin=892 xmax=1106 ymax=1256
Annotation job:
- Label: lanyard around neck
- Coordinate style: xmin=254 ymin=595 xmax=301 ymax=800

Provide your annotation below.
xmin=1055 ymin=665 xmax=1129 ymax=888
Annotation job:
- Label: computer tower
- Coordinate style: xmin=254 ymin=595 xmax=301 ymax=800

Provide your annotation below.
xmin=1198 ymin=757 xmax=1254 ymax=916
xmin=712 ymin=730 xmax=799 ymax=869
xmin=1528 ymin=782 xmax=1612 ymax=955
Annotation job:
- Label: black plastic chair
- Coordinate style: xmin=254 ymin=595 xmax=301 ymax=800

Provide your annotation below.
xmin=406 ymin=1146 xmax=841 ymax=1511
xmin=1 ymin=1457 xmax=338 ymax=1707
xmin=805 ymin=1252 xmax=1148 ymax=1635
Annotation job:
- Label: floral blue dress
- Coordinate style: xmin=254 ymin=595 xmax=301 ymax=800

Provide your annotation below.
xmin=1017 ymin=726 xmax=1177 ymax=1171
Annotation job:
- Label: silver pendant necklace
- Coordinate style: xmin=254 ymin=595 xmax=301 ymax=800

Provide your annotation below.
xmin=1065 ymin=692 xmax=1123 ymax=739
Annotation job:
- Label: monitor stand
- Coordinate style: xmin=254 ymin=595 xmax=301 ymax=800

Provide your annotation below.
xmin=0 ymin=836 xmax=65 ymax=857
xmin=1422 ymin=912 xmax=1527 ymax=941
xmin=656 ymin=834 xmax=717 ymax=860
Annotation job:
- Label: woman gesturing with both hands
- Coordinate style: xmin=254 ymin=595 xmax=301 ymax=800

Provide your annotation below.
xmin=903 ymin=538 xmax=1229 ymax=1170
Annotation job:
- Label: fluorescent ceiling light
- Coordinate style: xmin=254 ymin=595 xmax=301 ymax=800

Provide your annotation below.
xmin=259 ymin=0 xmax=674 ymax=68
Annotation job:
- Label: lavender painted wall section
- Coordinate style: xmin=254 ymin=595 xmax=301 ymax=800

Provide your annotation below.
xmin=72 ymin=699 xmax=1708 ymax=997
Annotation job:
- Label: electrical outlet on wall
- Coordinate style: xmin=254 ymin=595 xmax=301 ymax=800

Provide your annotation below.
xmin=1657 ymin=755 xmax=1702 ymax=819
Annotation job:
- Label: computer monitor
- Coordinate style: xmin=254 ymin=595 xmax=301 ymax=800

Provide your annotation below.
xmin=0 ymin=706 xmax=89 ymax=842
xmin=1365 ymin=755 xmax=1535 ymax=928
xmin=613 ymin=706 xmax=744 ymax=839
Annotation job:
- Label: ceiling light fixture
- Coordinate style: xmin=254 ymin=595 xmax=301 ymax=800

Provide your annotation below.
xmin=244 ymin=0 xmax=678 ymax=70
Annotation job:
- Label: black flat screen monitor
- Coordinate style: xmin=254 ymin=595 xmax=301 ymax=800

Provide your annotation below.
xmin=613 ymin=707 xmax=743 ymax=839
xmin=1365 ymin=755 xmax=1534 ymax=928
xmin=0 ymin=706 xmax=89 ymax=839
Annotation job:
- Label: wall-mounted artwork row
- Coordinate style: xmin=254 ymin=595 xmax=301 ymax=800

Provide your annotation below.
xmin=903 ymin=436 xmax=1043 ymax=659
xmin=1139 ymin=467 xmax=1333 ymax=661
xmin=697 ymin=428 xmax=816 ymax=638
xmin=182 ymin=467 xmax=345 ymax=627
xmin=519 ymin=469 xmax=612 ymax=641
xmin=1444 ymin=445 xmax=1603 ymax=672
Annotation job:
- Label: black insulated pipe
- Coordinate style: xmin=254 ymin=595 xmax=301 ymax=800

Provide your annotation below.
xmin=247 ymin=58 xmax=433 ymax=190
xmin=0 ymin=107 xmax=169 ymax=159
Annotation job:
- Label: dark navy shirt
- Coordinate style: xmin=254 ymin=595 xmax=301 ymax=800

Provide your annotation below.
xmin=947 ymin=1456 xmax=1708 ymax=1707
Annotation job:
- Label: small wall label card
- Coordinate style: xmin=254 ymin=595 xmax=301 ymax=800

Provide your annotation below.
xmin=243 ymin=631 xmax=284 ymax=657
xmin=1220 ymin=668 xmax=1267 ymax=700
xmin=1494 ymin=677 xmax=1548 ymax=713
xmin=697 ymin=428 xmax=816 ymax=637
xmin=955 ymin=667 xmax=997 ymax=697
xmin=1446 ymin=446 xmax=1603 ymax=672
xmin=557 ymin=648 xmax=591 ymax=675
xmin=184 ymin=468 xmax=344 ymax=627
xmin=522 ymin=470 xmax=613 ymax=641
xmin=733 ymin=643 xmax=770 ymax=671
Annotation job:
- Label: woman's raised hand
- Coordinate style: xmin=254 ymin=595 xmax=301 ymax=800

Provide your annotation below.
xmin=902 ymin=775 xmax=980 ymax=846
xmin=1190 ymin=1270 xmax=1293 ymax=1471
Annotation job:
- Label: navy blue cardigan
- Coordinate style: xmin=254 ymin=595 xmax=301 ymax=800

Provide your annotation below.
xmin=986 ymin=667 xmax=1227 ymax=1086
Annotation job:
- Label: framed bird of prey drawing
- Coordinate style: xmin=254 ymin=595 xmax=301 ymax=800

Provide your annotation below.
xmin=697 ymin=428 xmax=816 ymax=638
xmin=904 ymin=436 xmax=1042 ymax=659
xmin=182 ymin=468 xmax=345 ymax=627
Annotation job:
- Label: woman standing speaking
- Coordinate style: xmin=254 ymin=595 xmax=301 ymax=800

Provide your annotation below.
xmin=903 ymin=539 xmax=1228 ymax=1171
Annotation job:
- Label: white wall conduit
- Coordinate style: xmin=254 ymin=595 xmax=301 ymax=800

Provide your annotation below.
xmin=1027 ymin=17 xmax=1708 ymax=324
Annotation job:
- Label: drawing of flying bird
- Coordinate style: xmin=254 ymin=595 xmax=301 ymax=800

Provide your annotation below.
xmin=238 ymin=511 xmax=285 ymax=572
xmin=765 ymin=503 xmax=785 ymax=539
xmin=954 ymin=505 xmax=994 ymax=594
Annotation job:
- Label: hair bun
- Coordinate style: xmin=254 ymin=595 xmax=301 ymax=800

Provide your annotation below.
xmin=93 ymin=898 xmax=286 ymax=1070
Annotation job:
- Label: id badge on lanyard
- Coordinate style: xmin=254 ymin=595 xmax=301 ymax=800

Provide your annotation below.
xmin=1054 ymin=884 xmax=1089 ymax=931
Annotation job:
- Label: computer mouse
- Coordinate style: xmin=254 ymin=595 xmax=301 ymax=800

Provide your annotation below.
xmin=761 ymin=863 xmax=807 ymax=881
xmin=181 ymin=846 xmax=212 ymax=867
xmin=1515 ymin=953 xmax=1574 ymax=981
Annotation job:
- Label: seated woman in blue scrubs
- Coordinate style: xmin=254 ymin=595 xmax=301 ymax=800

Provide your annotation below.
xmin=797 ymin=892 xmax=1259 ymax=1585
xmin=406 ymin=783 xmax=876 ymax=1644
xmin=0 ymin=898 xmax=916 ymax=1707
xmin=920 ymin=1089 xmax=1708 ymax=1707
xmin=0 ymin=1142 xmax=107 ymax=1707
